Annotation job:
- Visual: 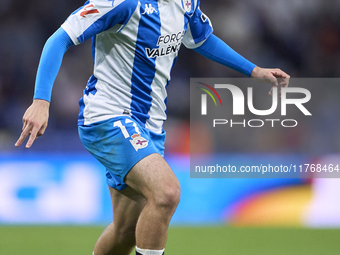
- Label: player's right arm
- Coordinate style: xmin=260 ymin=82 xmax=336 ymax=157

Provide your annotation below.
xmin=16 ymin=0 xmax=137 ymax=148
xmin=15 ymin=28 xmax=74 ymax=148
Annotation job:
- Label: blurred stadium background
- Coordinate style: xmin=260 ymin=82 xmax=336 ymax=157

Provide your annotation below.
xmin=1 ymin=0 xmax=340 ymax=254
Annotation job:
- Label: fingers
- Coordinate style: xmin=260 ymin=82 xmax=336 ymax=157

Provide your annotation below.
xmin=16 ymin=100 xmax=50 ymax=148
xmin=266 ymin=72 xmax=278 ymax=95
xmin=271 ymin=71 xmax=287 ymax=78
xmin=252 ymin=67 xmax=290 ymax=96
xmin=37 ymin=123 xmax=47 ymax=137
xmin=271 ymin=68 xmax=289 ymax=78
xmin=269 ymin=87 xmax=273 ymax=96
xmin=26 ymin=126 xmax=39 ymax=148
xmin=15 ymin=121 xmax=43 ymax=148
xmin=269 ymin=69 xmax=290 ymax=96
xmin=15 ymin=124 xmax=31 ymax=148
xmin=268 ymin=75 xmax=279 ymax=88
xmin=272 ymin=69 xmax=290 ymax=88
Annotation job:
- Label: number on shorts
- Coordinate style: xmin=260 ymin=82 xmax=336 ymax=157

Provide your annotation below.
xmin=113 ymin=119 xmax=140 ymax=139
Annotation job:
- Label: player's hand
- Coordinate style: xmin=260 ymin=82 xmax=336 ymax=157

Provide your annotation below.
xmin=15 ymin=99 xmax=50 ymax=149
xmin=250 ymin=66 xmax=290 ymax=96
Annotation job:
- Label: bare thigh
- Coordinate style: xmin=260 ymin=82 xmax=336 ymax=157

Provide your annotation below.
xmin=124 ymin=153 xmax=180 ymax=204
xmin=108 ymin=152 xmax=179 ymax=232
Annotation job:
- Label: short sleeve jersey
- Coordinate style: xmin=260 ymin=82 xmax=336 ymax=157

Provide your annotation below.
xmin=61 ymin=0 xmax=213 ymax=133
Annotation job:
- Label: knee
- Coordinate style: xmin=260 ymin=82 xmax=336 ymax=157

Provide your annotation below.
xmin=153 ymin=183 xmax=181 ymax=210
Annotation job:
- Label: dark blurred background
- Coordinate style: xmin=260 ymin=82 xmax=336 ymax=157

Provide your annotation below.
xmin=1 ymin=0 xmax=340 ymax=152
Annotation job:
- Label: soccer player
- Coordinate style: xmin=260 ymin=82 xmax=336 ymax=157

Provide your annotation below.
xmin=15 ymin=0 xmax=289 ymax=254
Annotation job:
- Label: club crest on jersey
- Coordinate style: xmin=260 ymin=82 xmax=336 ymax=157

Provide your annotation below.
xmin=182 ymin=0 xmax=192 ymax=13
xmin=130 ymin=134 xmax=149 ymax=151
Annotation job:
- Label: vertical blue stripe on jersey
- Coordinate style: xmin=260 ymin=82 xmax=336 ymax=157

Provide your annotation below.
xmin=78 ymin=91 xmax=87 ymax=125
xmin=164 ymin=78 xmax=170 ymax=115
xmin=130 ymin=0 xmax=161 ymax=126
xmin=78 ymin=75 xmax=98 ymax=125
xmin=183 ymin=8 xmax=190 ymax=35
xmin=78 ymin=35 xmax=97 ymax=125
xmin=92 ymin=36 xmax=96 ymax=65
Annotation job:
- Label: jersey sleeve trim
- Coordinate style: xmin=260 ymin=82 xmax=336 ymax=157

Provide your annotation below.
xmin=61 ymin=23 xmax=80 ymax=45
xmin=183 ymin=4 xmax=213 ymax=49
xmin=183 ymin=25 xmax=211 ymax=49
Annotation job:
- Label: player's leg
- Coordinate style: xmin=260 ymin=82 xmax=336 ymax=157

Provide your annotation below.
xmin=124 ymin=153 xmax=181 ymax=251
xmin=78 ymin=116 xmax=177 ymax=253
xmin=94 ymin=186 xmax=146 ymax=255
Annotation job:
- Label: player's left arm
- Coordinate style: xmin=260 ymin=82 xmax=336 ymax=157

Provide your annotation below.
xmin=194 ymin=34 xmax=290 ymax=94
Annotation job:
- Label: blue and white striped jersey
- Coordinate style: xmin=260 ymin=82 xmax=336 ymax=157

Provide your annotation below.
xmin=61 ymin=0 xmax=213 ymax=133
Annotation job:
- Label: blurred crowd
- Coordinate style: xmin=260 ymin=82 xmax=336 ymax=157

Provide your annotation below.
xmin=1 ymin=0 xmax=340 ymax=153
